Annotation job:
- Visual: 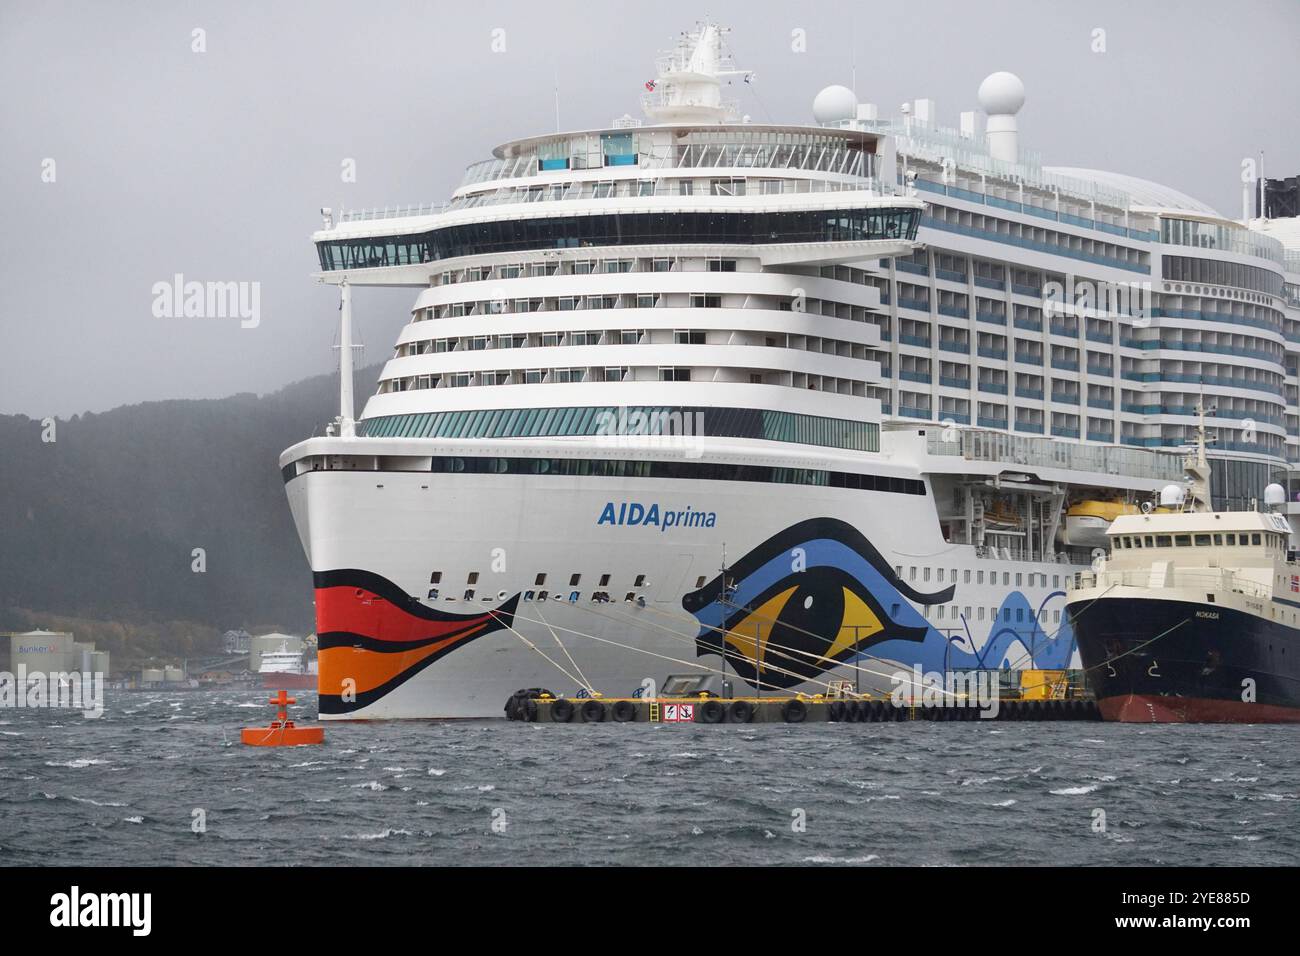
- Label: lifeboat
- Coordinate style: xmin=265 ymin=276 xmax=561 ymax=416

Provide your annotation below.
xmin=1060 ymin=499 xmax=1140 ymax=548
xmin=983 ymin=501 xmax=1023 ymax=533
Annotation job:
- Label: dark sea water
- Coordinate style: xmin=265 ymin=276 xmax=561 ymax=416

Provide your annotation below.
xmin=1 ymin=689 xmax=1297 ymax=866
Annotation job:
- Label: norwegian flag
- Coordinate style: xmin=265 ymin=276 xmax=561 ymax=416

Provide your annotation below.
xmin=644 ymin=80 xmax=656 ymax=92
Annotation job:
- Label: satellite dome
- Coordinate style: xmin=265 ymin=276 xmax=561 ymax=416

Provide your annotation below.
xmin=1160 ymin=484 xmax=1186 ymax=508
xmin=1264 ymin=483 xmax=1286 ymax=508
xmin=977 ymin=72 xmax=1025 ymax=115
xmin=813 ymin=85 xmax=857 ymax=124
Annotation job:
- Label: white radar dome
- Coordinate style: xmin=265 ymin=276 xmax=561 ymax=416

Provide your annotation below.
xmin=813 ymin=85 xmax=857 ymax=124
xmin=1264 ymin=483 xmax=1286 ymax=508
xmin=977 ymin=71 xmax=1025 ymax=115
xmin=1159 ymin=484 xmax=1186 ymax=508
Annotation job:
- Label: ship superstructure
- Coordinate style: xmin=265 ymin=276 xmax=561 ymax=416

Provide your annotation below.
xmin=281 ymin=20 xmax=1300 ymax=718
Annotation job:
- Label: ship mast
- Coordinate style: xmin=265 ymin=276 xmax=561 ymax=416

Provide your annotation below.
xmin=641 ymin=20 xmax=753 ymax=125
xmin=337 ymin=278 xmax=355 ymax=438
xmin=1182 ymin=401 xmax=1214 ymax=513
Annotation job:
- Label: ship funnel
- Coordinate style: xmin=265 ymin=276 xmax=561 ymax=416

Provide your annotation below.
xmin=978 ymin=72 xmax=1025 ymax=164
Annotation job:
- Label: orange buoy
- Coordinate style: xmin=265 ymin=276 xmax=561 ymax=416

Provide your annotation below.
xmin=241 ymin=690 xmax=325 ymax=746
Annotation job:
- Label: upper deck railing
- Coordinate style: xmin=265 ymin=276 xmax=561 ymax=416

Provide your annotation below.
xmin=460 ymin=130 xmax=876 ymax=188
xmin=1161 ymin=217 xmax=1285 ymax=266
xmin=336 ymin=172 xmax=898 ymax=225
xmin=923 ymin=426 xmax=1185 ymax=482
xmin=848 ymin=118 xmax=1135 ymax=213
xmin=1069 ymin=567 xmax=1271 ymax=598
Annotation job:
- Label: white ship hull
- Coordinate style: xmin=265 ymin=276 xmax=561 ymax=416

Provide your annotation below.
xmin=285 ymin=439 xmax=1083 ymax=718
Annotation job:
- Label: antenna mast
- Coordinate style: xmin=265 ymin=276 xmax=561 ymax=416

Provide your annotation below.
xmin=338 ymin=279 xmax=355 ymax=438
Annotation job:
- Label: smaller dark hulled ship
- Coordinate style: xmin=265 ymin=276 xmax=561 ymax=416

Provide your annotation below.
xmin=1067 ymin=413 xmax=1300 ymax=723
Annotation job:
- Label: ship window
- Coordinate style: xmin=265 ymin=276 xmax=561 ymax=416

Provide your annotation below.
xmin=1003 ymin=572 xmax=1010 ymax=585
xmin=964 ymin=570 xmax=971 ymax=584
xmin=977 ymin=608 xmax=985 ymax=620
xmin=1156 ymin=536 xmax=1172 ymax=547
xmin=1252 ymin=533 xmax=1262 ymax=545
xmin=1015 ymin=573 xmax=1023 ymax=586
xmin=1016 ymin=608 xmax=1024 ymax=622
xmin=569 ymin=591 xmax=580 ymax=602
xmin=537 ymin=590 xmax=548 ymax=601
xmin=427 ymin=588 xmax=439 ymax=600
xmin=430 ymin=571 xmax=442 ymax=584
xmin=894 ymin=565 xmax=902 ymax=578
xmin=463 ymin=589 xmax=475 ymax=600
xmin=624 ymin=592 xmax=636 ymax=602
xmin=937 ymin=569 xmax=945 ymax=582
xmin=467 ymin=572 xmax=480 ymax=584
xmin=1003 ymin=608 xmax=1011 ymax=622
xmin=634 ymin=574 xmax=647 ymax=587
xmin=1175 ymin=535 xmax=1191 ymax=547
xmin=923 ymin=567 xmax=931 ymax=582
xmin=937 ymin=606 xmax=944 ymax=619
xmin=1053 ymin=575 xmax=1060 ymax=587
xmin=1194 ymin=535 xmax=1211 ymax=546
xmin=599 ymin=573 xmax=611 ymax=586
xmin=1054 ymin=610 xmax=1061 ymax=623
xmin=1214 ymin=534 xmax=1223 ymax=546
xmin=569 ymin=573 xmax=581 ymax=586
xmin=535 ymin=573 xmax=547 ymax=586
xmin=1143 ymin=536 xmax=1153 ymax=547
xmin=909 ymin=567 xmax=916 ymax=581
xmin=977 ymin=571 xmax=984 ymax=584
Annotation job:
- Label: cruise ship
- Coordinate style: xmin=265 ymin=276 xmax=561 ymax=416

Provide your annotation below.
xmin=280 ymin=21 xmax=1300 ymax=719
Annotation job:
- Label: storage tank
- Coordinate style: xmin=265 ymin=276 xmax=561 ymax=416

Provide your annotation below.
xmin=9 ymin=631 xmax=75 ymax=673
xmin=90 ymin=651 xmax=111 ymax=678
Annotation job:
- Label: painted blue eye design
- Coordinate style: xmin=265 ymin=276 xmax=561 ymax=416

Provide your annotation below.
xmin=683 ymin=518 xmax=953 ymax=689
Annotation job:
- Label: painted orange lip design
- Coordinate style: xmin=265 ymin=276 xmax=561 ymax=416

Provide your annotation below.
xmin=313 ymin=569 xmax=518 ymax=714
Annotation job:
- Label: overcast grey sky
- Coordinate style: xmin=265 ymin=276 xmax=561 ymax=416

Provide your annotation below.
xmin=1 ymin=0 xmax=1296 ymax=418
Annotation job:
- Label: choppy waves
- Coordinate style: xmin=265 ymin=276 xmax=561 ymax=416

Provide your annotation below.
xmin=0 ymin=690 xmax=1297 ymax=866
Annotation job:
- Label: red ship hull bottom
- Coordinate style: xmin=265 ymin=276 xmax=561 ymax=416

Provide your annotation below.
xmin=1099 ymin=694 xmax=1300 ymax=724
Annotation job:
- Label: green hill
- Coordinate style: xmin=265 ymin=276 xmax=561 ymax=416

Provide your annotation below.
xmin=0 ymin=365 xmax=381 ymax=641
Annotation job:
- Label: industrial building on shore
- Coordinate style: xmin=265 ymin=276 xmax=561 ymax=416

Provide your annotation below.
xmin=1 ymin=630 xmax=110 ymax=678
